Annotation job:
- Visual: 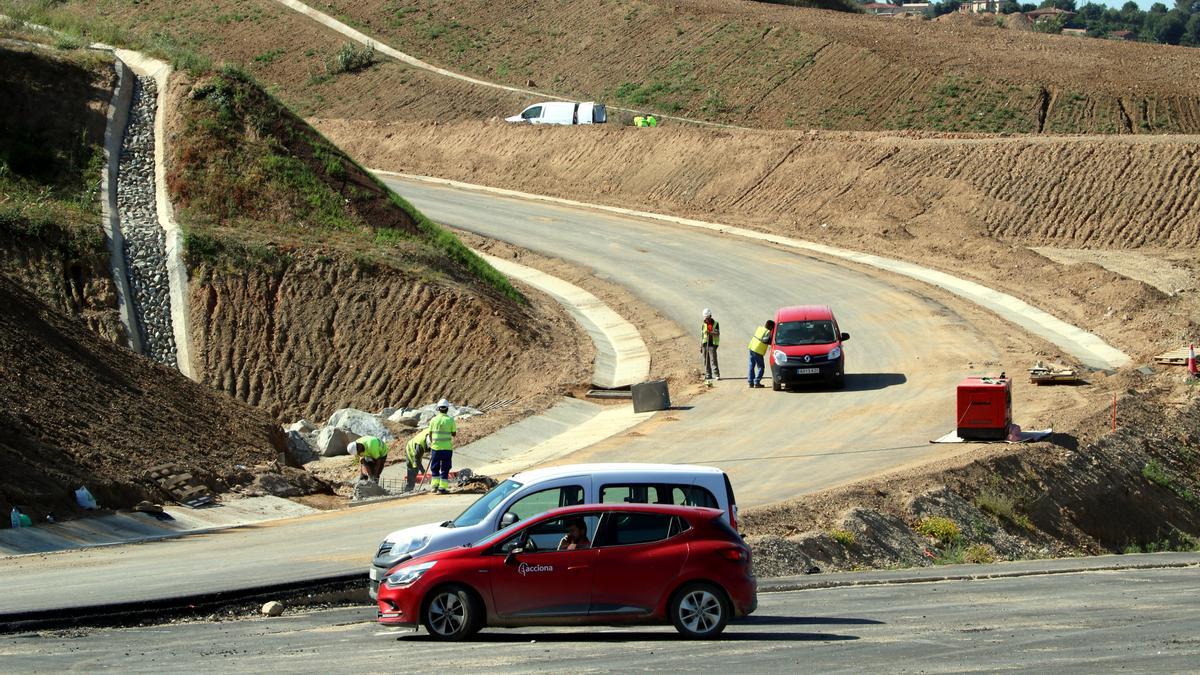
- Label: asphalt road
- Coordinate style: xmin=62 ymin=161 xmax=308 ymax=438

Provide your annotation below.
xmin=5 ymin=565 xmax=1197 ymax=672
xmin=0 ymin=175 xmax=1006 ymax=615
xmin=383 ymin=177 xmax=997 ymax=505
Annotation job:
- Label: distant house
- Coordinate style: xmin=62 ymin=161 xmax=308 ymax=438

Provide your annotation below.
xmin=961 ymin=0 xmax=999 ymax=14
xmin=1061 ymin=27 xmax=1088 ymax=36
xmin=861 ymin=2 xmax=900 ymax=15
xmin=900 ymin=2 xmax=932 ymax=14
xmin=1024 ymin=7 xmax=1076 ymax=20
xmin=1109 ymin=29 xmax=1136 ymax=41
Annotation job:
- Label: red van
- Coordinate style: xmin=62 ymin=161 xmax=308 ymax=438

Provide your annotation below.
xmin=377 ymin=504 xmax=757 ymax=640
xmin=769 ymin=305 xmax=849 ymax=390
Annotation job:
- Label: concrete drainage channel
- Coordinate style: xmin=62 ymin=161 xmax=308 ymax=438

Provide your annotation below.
xmin=100 ymin=46 xmax=195 ymax=376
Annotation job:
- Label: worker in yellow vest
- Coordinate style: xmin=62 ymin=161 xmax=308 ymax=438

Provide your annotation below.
xmin=634 ymin=115 xmax=647 ymax=127
xmin=701 ymin=308 xmax=721 ymax=383
xmin=747 ymin=320 xmax=775 ymax=388
xmin=645 ymin=114 xmax=658 ymax=127
xmin=348 ymin=436 xmax=389 ymax=483
xmin=404 ymin=428 xmax=432 ymax=492
xmin=428 ymin=399 xmax=458 ymax=494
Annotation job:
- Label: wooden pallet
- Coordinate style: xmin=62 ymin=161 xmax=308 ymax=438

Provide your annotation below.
xmin=1154 ymin=347 xmax=1193 ymax=366
xmin=146 ymin=463 xmax=214 ymax=508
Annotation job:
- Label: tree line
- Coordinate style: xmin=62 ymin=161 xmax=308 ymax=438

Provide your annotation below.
xmin=922 ymin=0 xmax=1200 ymax=45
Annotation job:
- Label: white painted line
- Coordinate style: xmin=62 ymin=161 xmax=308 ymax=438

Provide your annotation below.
xmin=477 ymin=252 xmax=650 ymax=388
xmin=387 ymin=172 xmax=1131 ymax=370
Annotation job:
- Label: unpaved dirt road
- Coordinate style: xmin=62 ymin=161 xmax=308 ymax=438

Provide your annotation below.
xmin=6 ymin=564 xmax=1197 ymax=671
xmin=381 ymin=176 xmax=1007 ymax=505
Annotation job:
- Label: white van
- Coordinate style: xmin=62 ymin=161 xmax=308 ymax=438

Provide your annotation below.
xmin=369 ymin=463 xmax=738 ymax=598
xmin=505 ymin=101 xmax=607 ymax=125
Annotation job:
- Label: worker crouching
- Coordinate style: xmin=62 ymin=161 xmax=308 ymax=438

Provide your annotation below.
xmin=348 ymin=436 xmax=389 ymax=483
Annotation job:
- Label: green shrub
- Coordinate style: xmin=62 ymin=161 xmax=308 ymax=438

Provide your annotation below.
xmin=1143 ymin=460 xmax=1171 ymax=487
xmin=963 ymin=544 xmax=996 ymax=564
xmin=829 ymin=529 xmax=856 ymax=547
xmin=917 ymin=516 xmax=961 ymax=546
xmin=329 ymin=43 xmax=376 ymax=74
xmin=975 ymin=489 xmax=1036 ymax=531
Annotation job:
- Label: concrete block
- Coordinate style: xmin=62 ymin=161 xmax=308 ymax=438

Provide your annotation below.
xmin=631 ymin=380 xmax=671 ymax=413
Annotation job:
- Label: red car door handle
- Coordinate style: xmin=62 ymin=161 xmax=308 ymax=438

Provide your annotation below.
xmin=568 ymin=565 xmax=589 ymax=571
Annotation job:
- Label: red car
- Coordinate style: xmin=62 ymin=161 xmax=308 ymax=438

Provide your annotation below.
xmin=769 ymin=304 xmax=850 ymax=390
xmin=377 ymin=503 xmax=757 ymax=640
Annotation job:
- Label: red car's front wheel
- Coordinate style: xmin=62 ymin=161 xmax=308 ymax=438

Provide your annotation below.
xmin=422 ymin=585 xmax=482 ymax=641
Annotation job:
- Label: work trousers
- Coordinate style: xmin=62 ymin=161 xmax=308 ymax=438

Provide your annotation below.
xmin=748 ymin=351 xmax=765 ymax=386
xmin=702 ymin=344 xmax=720 ymax=380
xmin=405 ymin=464 xmax=420 ymax=492
xmin=430 ymin=450 xmax=453 ymax=490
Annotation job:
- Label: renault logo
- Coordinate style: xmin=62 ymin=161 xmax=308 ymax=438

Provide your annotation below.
xmin=803 ymin=355 xmax=811 ymax=363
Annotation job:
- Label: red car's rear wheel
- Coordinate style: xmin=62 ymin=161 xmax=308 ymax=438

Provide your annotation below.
xmin=670 ymin=582 xmax=730 ymax=639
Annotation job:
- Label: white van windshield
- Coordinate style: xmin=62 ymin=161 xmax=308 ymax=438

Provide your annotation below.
xmin=449 ymin=479 xmax=523 ymax=528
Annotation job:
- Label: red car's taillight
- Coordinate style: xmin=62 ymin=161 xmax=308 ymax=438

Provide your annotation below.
xmin=717 ymin=547 xmax=748 ymax=561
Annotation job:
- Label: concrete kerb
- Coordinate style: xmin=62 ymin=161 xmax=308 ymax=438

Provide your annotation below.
xmin=477 ymin=252 xmax=650 ymax=389
xmin=382 ymin=172 xmax=1131 ymax=371
xmin=113 ymin=49 xmax=197 ymax=380
xmin=100 ymin=56 xmax=143 ymax=354
xmin=758 ymin=551 xmax=1200 ymax=594
xmin=270 ymin=0 xmax=739 ymax=129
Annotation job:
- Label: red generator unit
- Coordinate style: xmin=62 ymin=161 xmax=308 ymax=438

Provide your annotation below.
xmin=956 ymin=375 xmax=1012 ymax=440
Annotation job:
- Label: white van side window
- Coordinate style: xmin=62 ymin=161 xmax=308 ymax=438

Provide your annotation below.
xmin=502 ymin=485 xmax=584 ymax=524
xmin=599 ymin=483 xmax=718 ymax=509
xmin=521 ymin=105 xmax=543 ymax=120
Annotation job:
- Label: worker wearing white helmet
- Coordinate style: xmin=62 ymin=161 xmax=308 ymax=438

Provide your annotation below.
xmin=347 ymin=436 xmax=389 ymax=483
xmin=701 ymin=308 xmax=721 ymax=383
xmin=427 ymin=398 xmax=458 ymax=494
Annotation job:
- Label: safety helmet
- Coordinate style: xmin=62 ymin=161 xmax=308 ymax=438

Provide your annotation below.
xmin=436 ymin=398 xmax=451 ymax=411
xmin=702 ymin=308 xmax=712 ymax=319
xmin=346 ymin=440 xmax=361 ymax=456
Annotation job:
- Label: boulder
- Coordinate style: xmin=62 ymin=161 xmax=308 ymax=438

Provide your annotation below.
xmin=387 ymin=408 xmax=421 ymax=427
xmin=327 ymin=408 xmax=395 ymax=441
xmin=284 ymin=419 xmax=316 ymax=435
xmin=285 ymin=430 xmax=318 ymax=464
xmin=379 ymin=407 xmax=399 ymax=418
xmin=316 ymin=426 xmax=360 ymax=457
xmin=261 ymin=601 xmax=284 ymax=617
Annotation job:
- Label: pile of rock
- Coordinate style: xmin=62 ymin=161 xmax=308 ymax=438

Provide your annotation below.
xmin=117 ymin=75 xmax=178 ymax=369
xmin=283 ymin=401 xmax=484 ymax=463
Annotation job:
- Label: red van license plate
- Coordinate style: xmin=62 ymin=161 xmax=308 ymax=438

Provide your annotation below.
xmin=794 ymin=367 xmax=820 ymax=374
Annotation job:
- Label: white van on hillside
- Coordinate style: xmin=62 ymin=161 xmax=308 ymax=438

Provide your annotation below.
xmin=368 ymin=463 xmax=738 ymax=598
xmin=505 ymin=101 xmax=607 ymax=125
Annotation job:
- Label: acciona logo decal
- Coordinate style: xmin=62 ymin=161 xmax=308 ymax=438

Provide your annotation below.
xmin=518 ymin=562 xmax=554 ymax=576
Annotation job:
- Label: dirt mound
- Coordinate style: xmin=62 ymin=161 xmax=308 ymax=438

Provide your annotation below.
xmin=0 ymin=44 xmax=123 ymax=344
xmin=34 ymin=0 xmax=1200 ymax=133
xmin=0 ymin=275 xmax=287 ymax=522
xmin=317 ymin=119 xmax=1199 ymax=360
xmin=188 ymin=248 xmax=587 ymax=421
xmin=163 ymin=70 xmax=589 ymax=420
xmin=744 ymin=386 xmax=1200 ymax=574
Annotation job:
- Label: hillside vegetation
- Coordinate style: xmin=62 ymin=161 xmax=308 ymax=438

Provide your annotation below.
xmin=0 ymin=43 xmax=124 ymax=342
xmin=7 ymin=0 xmax=1200 ymax=132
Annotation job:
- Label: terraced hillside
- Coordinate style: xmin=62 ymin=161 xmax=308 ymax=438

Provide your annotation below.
xmin=320 ymin=119 xmax=1200 ymax=359
xmin=12 ymin=0 xmax=1200 ymax=133
xmin=163 ymin=69 xmax=587 ymax=420
xmin=309 ymin=0 xmax=1200 ymax=132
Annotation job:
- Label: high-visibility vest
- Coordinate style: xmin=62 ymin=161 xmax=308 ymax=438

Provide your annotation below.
xmin=702 ymin=320 xmax=720 ymax=347
xmin=405 ymin=429 xmax=430 ymax=466
xmin=748 ymin=325 xmax=772 ymax=355
xmin=429 ymin=413 xmax=457 ymax=451
xmin=634 ymin=116 xmax=647 ymax=127
xmin=358 ymin=436 xmax=388 ymax=460
xmin=646 ymin=116 xmax=658 ymax=127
